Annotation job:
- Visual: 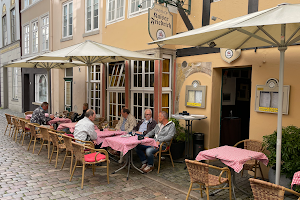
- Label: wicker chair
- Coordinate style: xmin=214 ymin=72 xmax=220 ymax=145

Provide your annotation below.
xmin=185 ymin=159 xmax=232 ymax=200
xmin=234 ymin=139 xmax=265 ymax=180
xmin=4 ymin=114 xmax=14 ymax=136
xmin=109 ymin=120 xmax=119 ymax=129
xmin=70 ymin=142 xmax=110 ymax=189
xmin=38 ymin=126 xmax=52 ymax=159
xmin=249 ymin=178 xmax=300 ymax=200
xmin=48 ymin=131 xmax=66 ymax=168
xmin=11 ymin=117 xmax=22 ymax=141
xmin=154 ymin=139 xmax=174 ymax=174
xmin=24 ymin=111 xmax=33 ymax=115
xmin=27 ymin=123 xmax=43 ymax=154
xmin=19 ymin=119 xmax=31 ymax=145
xmin=93 ymin=117 xmax=105 ymax=129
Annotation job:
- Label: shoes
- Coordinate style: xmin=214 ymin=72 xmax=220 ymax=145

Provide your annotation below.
xmin=161 ymin=156 xmax=165 ymax=161
xmin=107 ymin=147 xmax=120 ymax=156
xmin=140 ymin=163 xmax=147 ymax=170
xmin=142 ymin=165 xmax=154 ymax=173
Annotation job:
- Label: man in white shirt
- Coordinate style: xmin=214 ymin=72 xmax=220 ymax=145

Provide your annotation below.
xmin=73 ymin=109 xmax=97 ymax=145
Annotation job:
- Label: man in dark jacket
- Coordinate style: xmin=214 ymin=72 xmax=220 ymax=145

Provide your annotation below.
xmin=133 ymin=109 xmax=157 ymax=135
xmin=75 ymin=103 xmax=88 ymax=122
xmin=30 ymin=102 xmax=54 ymax=125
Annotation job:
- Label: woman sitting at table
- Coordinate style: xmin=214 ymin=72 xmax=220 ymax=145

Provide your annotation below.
xmin=74 ymin=103 xmax=88 ymax=122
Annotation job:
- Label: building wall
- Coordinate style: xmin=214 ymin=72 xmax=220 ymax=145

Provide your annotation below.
xmin=0 ymin=0 xmax=22 ymax=112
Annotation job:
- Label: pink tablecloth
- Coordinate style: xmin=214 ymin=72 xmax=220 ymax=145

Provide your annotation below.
xmin=96 ymin=130 xmax=126 ymax=145
xmin=25 ymin=113 xmax=49 ymax=120
xmin=196 ymin=145 xmax=269 ymax=173
xmin=291 ymin=171 xmax=300 ymax=189
xmin=57 ymin=122 xmax=99 ymax=133
xmin=49 ymin=118 xmax=72 ymax=125
xmin=101 ymin=135 xmax=158 ymax=155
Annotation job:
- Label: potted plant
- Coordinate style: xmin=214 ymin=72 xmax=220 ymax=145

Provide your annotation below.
xmin=263 ymin=125 xmax=300 ymax=192
xmin=169 ymin=117 xmax=186 ymax=160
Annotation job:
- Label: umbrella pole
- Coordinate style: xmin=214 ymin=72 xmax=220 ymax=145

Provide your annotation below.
xmin=275 ymin=24 xmax=287 ymax=185
xmin=47 ymin=68 xmax=51 ymax=114
xmin=87 ymin=65 xmax=91 ymax=110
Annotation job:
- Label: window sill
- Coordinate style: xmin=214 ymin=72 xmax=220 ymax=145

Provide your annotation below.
xmin=32 ymin=102 xmax=41 ymax=106
xmin=128 ymin=9 xmax=148 ymax=19
xmin=82 ymin=30 xmax=100 ymax=38
xmin=106 ymin=17 xmax=125 ymax=26
xmin=60 ymin=36 xmax=73 ymax=42
xmin=11 ymin=99 xmax=18 ymax=102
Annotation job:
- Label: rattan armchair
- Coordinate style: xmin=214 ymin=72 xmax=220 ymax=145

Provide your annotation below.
xmin=11 ymin=117 xmax=22 ymax=141
xmin=19 ymin=119 xmax=31 ymax=145
xmin=109 ymin=120 xmax=119 ymax=129
xmin=38 ymin=126 xmax=52 ymax=159
xmin=249 ymin=178 xmax=300 ymax=200
xmin=234 ymin=139 xmax=265 ymax=180
xmin=4 ymin=114 xmax=14 ymax=136
xmin=27 ymin=123 xmax=43 ymax=153
xmin=24 ymin=111 xmax=33 ymax=115
xmin=185 ymin=159 xmax=232 ymax=200
xmin=93 ymin=117 xmax=105 ymax=129
xmin=70 ymin=142 xmax=110 ymax=189
xmin=154 ymin=139 xmax=174 ymax=174
xmin=48 ymin=131 xmax=66 ymax=168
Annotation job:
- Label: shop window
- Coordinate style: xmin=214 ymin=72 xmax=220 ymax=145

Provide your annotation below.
xmin=62 ymin=1 xmax=73 ymax=38
xmin=90 ymin=65 xmax=101 ymax=115
xmin=107 ymin=0 xmax=125 ymax=24
xmin=35 ymin=74 xmax=47 ymax=103
xmin=108 ymin=91 xmax=125 ymax=122
xmin=41 ymin=16 xmax=49 ymax=51
xmin=32 ymin=21 xmax=38 ymax=53
xmin=24 ymin=25 xmax=29 ymax=54
xmin=12 ymin=68 xmax=18 ymax=100
xmin=85 ymin=0 xmax=99 ymax=32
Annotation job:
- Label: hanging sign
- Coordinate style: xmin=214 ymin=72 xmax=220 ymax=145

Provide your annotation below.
xmin=148 ymin=3 xmax=173 ymax=46
xmin=220 ymin=48 xmax=241 ymax=63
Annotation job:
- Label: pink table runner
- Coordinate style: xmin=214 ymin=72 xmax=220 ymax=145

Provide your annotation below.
xmin=49 ymin=118 xmax=72 ymax=125
xmin=57 ymin=122 xmax=99 ymax=133
xmin=101 ymin=135 xmax=158 ymax=155
xmin=196 ymin=145 xmax=269 ymax=173
xmin=25 ymin=113 xmax=49 ymax=120
xmin=291 ymin=171 xmax=300 ymax=189
xmin=96 ymin=130 xmax=126 ymax=145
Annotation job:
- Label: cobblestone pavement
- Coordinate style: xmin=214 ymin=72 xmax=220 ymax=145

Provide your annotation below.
xmin=0 ymin=108 xmax=298 ymax=200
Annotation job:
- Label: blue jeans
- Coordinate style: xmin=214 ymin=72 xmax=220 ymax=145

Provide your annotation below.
xmin=135 ymin=144 xmax=166 ymax=166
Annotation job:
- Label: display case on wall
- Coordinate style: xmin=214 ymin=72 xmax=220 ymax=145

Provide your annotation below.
xmin=185 ymin=80 xmax=206 ymax=108
xmin=254 ymin=78 xmax=290 ymax=114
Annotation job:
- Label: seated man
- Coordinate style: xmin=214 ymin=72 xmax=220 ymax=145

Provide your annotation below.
xmin=30 ymin=102 xmax=54 ymax=125
xmin=74 ymin=103 xmax=88 ymax=122
xmin=135 ymin=111 xmax=175 ymax=173
xmin=115 ymin=107 xmax=137 ymax=133
xmin=133 ymin=109 xmax=157 ymax=136
xmin=73 ymin=109 xmax=97 ymax=145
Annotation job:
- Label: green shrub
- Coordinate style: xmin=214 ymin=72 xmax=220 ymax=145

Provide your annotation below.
xmin=169 ymin=117 xmax=186 ymax=142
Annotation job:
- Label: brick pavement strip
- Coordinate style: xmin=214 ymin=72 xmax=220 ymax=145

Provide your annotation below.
xmin=0 ymin=108 xmax=299 ymax=200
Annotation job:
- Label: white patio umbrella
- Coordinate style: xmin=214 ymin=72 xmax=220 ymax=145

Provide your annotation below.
xmin=150 ymin=3 xmax=300 ymax=184
xmin=33 ymin=40 xmax=161 ymax=111
xmin=3 ymin=56 xmax=85 ymax=113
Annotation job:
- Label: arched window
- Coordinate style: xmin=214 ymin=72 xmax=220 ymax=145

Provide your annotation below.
xmin=35 ymin=74 xmax=48 ymax=103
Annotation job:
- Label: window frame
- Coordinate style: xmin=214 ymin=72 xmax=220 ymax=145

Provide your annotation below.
xmin=87 ymin=65 xmax=102 ymax=115
xmin=162 ymin=54 xmax=172 ymax=92
xmin=41 ymin=15 xmax=49 ymax=51
xmin=10 ymin=8 xmax=16 ymax=43
xmin=12 ymin=67 xmax=18 ymax=100
xmin=24 ymin=0 xmax=29 ymax=7
xmin=107 ymin=62 xmax=125 ymax=89
xmin=106 ymin=0 xmax=125 ymax=25
xmin=131 ymin=60 xmax=155 ymax=90
xmin=24 ymin=24 xmax=30 ymax=55
xmin=32 ymin=20 xmax=39 ymax=53
xmin=85 ymin=0 xmax=99 ymax=33
xmin=35 ymin=74 xmax=48 ymax=103
xmin=161 ymin=92 xmax=171 ymax=118
xmin=62 ymin=1 xmax=73 ymax=38
xmin=107 ymin=91 xmax=125 ymax=122
xmin=128 ymin=0 xmax=153 ymax=18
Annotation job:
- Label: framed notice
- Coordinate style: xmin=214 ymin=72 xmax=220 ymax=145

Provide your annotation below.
xmin=255 ymin=78 xmax=290 ymax=114
xmin=185 ymin=80 xmax=206 ymax=108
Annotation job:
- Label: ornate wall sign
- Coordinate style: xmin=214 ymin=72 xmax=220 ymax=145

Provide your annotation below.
xmin=220 ymin=48 xmax=241 ymax=63
xmin=148 ymin=3 xmax=173 ymax=46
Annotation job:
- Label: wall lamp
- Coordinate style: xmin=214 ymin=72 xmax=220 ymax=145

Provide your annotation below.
xmin=211 ymin=16 xmax=224 ymax=21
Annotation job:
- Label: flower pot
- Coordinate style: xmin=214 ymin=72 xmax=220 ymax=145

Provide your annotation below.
xmin=170 ymin=141 xmax=185 ymax=160
xmin=268 ymin=167 xmax=292 ymax=193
